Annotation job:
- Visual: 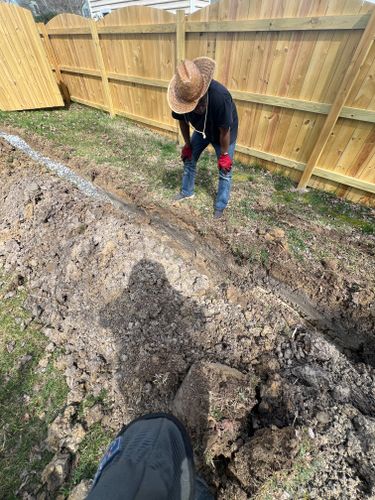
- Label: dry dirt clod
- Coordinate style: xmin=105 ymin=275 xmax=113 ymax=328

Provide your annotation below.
xmin=172 ymin=361 xmax=257 ymax=461
xmin=67 ymin=479 xmax=92 ymax=500
xmin=316 ymin=411 xmax=331 ymax=425
xmin=41 ymin=453 xmax=71 ymax=493
xmin=63 ymin=423 xmax=87 ymax=453
xmin=84 ymin=403 xmax=105 ymax=427
xmin=47 ymin=405 xmax=77 ymax=452
xmin=229 ymin=427 xmax=300 ymax=494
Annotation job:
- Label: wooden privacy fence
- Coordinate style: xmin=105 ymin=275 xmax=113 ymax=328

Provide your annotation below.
xmin=36 ymin=1 xmax=375 ymax=205
xmin=0 ymin=4 xmax=63 ymax=111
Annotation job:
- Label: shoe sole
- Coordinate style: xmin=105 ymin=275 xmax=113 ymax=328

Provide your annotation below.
xmin=172 ymin=194 xmax=195 ymax=205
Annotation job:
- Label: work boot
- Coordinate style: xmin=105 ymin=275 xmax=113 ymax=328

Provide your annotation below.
xmin=173 ymin=192 xmax=195 ymax=204
xmin=213 ymin=209 xmax=224 ymax=219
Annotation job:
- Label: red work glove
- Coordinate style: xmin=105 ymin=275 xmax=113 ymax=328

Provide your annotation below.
xmin=218 ymin=153 xmax=232 ymax=173
xmin=181 ymin=144 xmax=192 ymax=161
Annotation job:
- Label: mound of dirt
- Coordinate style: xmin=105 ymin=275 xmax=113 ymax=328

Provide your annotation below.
xmin=1 ymin=138 xmax=375 ymax=499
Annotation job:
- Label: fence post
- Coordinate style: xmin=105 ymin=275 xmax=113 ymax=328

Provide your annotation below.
xmin=298 ymin=8 xmax=375 ymax=190
xmin=176 ymin=10 xmax=186 ymax=64
xmin=176 ymin=10 xmax=186 ymax=144
xmin=38 ymin=23 xmax=70 ymax=105
xmin=89 ymin=19 xmax=115 ymax=117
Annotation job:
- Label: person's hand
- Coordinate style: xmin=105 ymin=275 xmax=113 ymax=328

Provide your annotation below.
xmin=181 ymin=144 xmax=192 ymax=161
xmin=218 ymin=153 xmax=232 ymax=172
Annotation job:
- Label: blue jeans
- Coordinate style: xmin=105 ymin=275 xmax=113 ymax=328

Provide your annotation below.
xmin=181 ymin=132 xmax=235 ymax=211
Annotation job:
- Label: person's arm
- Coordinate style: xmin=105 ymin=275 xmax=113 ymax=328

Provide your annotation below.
xmin=219 ymin=127 xmax=230 ymax=155
xmin=180 ymin=120 xmax=191 ymax=146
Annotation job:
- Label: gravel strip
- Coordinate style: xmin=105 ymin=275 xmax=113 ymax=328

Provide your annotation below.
xmin=0 ymin=132 xmax=110 ymax=203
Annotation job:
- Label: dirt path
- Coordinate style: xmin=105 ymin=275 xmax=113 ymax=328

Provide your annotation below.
xmin=1 ymin=138 xmax=375 ymax=499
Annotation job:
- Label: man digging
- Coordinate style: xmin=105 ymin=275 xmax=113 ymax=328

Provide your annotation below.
xmin=168 ymin=57 xmax=238 ymax=219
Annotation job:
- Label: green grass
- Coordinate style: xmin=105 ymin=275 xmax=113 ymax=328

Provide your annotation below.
xmin=77 ymin=390 xmax=109 ymax=419
xmin=68 ymin=424 xmax=114 ymax=488
xmin=287 ymin=228 xmax=309 ymax=260
xmin=210 ymin=407 xmax=224 ymax=422
xmin=272 ymin=186 xmax=375 ymax=235
xmin=0 ymin=270 xmax=116 ymax=497
xmin=231 ymin=242 xmax=271 ymax=268
xmin=273 ymin=173 xmax=294 ymax=192
xmin=301 ymin=190 xmax=375 ymax=234
xmin=0 ymin=272 xmax=68 ymax=498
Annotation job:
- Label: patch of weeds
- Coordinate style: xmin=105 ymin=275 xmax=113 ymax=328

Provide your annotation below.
xmin=255 ymin=436 xmax=320 ymax=500
xmin=233 ymin=170 xmax=254 ymax=183
xmin=68 ymin=424 xmax=114 ymax=487
xmin=302 ymin=190 xmax=375 ymax=234
xmin=260 ymin=248 xmax=270 ymax=268
xmin=211 ymin=407 xmax=224 ymax=422
xmin=154 ymin=140 xmax=177 ymax=159
xmin=0 ymin=271 xmax=68 ymax=497
xmin=287 ymin=228 xmax=308 ymax=260
xmin=161 ymin=167 xmax=182 ymax=192
xmin=231 ymin=242 xmax=255 ymax=265
xmin=77 ymin=389 xmax=109 ymax=419
xmin=273 ymin=190 xmax=298 ymax=205
xmin=231 ymin=242 xmax=269 ymax=269
xmin=358 ymin=221 xmax=374 ymax=235
xmin=238 ymin=199 xmax=260 ymax=220
xmin=273 ymin=174 xmax=294 ymax=192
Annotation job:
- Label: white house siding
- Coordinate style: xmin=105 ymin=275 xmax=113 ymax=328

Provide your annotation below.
xmin=88 ymin=0 xmax=210 ymax=16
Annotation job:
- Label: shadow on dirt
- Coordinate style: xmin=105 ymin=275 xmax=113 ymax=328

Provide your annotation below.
xmin=99 ymin=259 xmax=208 ymax=418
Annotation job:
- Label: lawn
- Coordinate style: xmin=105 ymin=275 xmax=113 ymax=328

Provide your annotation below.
xmin=0 ymin=272 xmax=67 ymax=497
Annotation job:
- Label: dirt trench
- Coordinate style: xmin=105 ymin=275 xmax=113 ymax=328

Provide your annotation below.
xmin=1 ymin=138 xmax=375 ymax=499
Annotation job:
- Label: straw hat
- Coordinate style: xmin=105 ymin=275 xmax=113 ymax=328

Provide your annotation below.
xmin=167 ymin=57 xmax=216 ymax=114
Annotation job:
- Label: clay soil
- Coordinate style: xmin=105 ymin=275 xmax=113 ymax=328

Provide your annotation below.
xmin=1 ymin=134 xmax=375 ymax=499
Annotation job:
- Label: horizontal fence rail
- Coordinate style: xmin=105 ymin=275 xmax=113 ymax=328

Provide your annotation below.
xmin=49 ymin=63 xmax=375 ymax=124
xmin=34 ymin=0 xmax=375 ymax=205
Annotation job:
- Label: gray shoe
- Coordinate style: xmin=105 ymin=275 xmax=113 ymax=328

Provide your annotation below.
xmin=173 ymin=192 xmax=195 ymax=204
xmin=214 ymin=209 xmax=224 ymax=219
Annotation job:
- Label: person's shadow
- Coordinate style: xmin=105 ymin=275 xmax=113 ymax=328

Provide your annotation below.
xmin=99 ymin=259 xmax=207 ymax=420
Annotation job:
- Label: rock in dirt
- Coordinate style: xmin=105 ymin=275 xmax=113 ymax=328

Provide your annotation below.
xmin=172 ymin=361 xmax=257 ymax=460
xmin=68 ymin=479 xmax=92 ymax=500
xmin=229 ymin=427 xmax=299 ymax=494
xmin=47 ymin=406 xmax=77 ymax=452
xmin=64 ymin=423 xmax=87 ymax=453
xmin=316 ymin=411 xmax=331 ymax=425
xmin=41 ymin=453 xmax=71 ymax=492
xmin=291 ymin=364 xmax=330 ymax=389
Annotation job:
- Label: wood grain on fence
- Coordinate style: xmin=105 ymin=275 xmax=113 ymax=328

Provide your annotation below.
xmin=0 ymin=5 xmax=63 ymax=111
xmin=35 ymin=0 xmax=375 ymax=204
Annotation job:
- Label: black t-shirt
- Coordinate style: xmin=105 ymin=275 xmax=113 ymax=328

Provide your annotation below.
xmin=172 ymin=80 xmax=238 ymax=144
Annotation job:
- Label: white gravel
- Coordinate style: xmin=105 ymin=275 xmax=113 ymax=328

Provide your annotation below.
xmin=0 ymin=132 xmax=110 ymax=203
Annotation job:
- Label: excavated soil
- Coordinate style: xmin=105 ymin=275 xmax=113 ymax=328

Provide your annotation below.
xmin=1 ymin=138 xmax=375 ymax=499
